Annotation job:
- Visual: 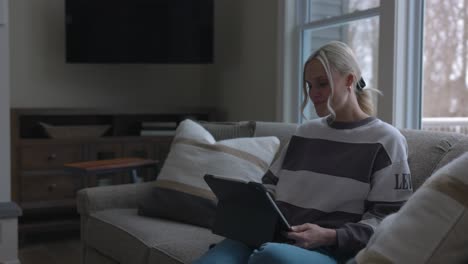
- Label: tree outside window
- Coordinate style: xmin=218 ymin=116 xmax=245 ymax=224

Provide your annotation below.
xmin=422 ymin=0 xmax=468 ymax=134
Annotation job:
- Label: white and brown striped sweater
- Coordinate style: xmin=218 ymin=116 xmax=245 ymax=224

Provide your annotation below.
xmin=262 ymin=116 xmax=413 ymax=257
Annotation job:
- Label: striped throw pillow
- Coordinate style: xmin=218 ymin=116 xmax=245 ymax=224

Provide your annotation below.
xmin=138 ymin=119 xmax=280 ymax=228
xmin=355 ymin=153 xmax=468 ymax=264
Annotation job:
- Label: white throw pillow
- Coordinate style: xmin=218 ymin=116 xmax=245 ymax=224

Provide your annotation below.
xmin=355 ymin=153 xmax=468 ymax=264
xmin=138 ymin=119 xmax=280 ymax=228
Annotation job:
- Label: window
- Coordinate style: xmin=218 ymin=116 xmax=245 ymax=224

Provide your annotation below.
xmin=281 ymin=0 xmax=462 ymax=127
xmin=421 ymin=0 xmax=468 ymax=135
xmin=298 ymin=0 xmax=381 ymax=121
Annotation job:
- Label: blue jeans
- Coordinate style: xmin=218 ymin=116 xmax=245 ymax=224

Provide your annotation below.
xmin=192 ymin=239 xmax=337 ymax=264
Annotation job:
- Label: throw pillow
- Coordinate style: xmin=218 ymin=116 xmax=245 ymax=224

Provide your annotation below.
xmin=138 ymin=119 xmax=280 ymax=228
xmin=355 ymin=152 xmax=468 ymax=264
xmin=198 ymin=121 xmax=256 ymax=141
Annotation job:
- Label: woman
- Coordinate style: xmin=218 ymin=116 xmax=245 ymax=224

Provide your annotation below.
xmin=193 ymin=41 xmax=413 ymax=264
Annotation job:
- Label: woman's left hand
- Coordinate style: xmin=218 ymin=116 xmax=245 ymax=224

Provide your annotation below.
xmin=285 ymin=223 xmax=337 ymax=249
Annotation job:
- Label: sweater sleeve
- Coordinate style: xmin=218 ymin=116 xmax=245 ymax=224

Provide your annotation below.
xmin=334 ymin=135 xmax=413 ymax=257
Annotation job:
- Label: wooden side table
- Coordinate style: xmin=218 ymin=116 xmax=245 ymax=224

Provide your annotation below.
xmin=64 ymin=157 xmax=159 ymax=187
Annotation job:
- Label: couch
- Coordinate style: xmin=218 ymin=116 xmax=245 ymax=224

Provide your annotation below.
xmin=77 ymin=121 xmax=468 ymax=264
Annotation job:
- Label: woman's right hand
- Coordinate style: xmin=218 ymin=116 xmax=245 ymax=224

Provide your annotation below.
xmin=285 ymin=223 xmax=337 ymax=249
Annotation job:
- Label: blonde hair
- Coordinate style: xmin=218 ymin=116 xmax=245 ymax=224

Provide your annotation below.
xmin=301 ymin=41 xmax=379 ymax=120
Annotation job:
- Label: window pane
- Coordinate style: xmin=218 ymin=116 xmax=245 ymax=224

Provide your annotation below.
xmin=421 ymin=0 xmax=468 ymax=135
xmin=301 ymin=17 xmax=379 ymax=119
xmin=301 ymin=17 xmax=379 ymax=121
xmin=307 ymin=0 xmax=380 ymax=23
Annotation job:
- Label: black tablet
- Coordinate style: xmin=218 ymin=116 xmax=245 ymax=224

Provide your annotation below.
xmin=204 ymin=174 xmax=291 ymax=247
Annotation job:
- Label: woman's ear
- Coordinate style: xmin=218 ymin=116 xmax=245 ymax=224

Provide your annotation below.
xmin=345 ymin=74 xmax=354 ymax=87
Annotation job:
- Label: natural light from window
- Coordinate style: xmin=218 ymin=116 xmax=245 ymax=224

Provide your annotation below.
xmin=301 ymin=0 xmax=380 ymax=121
xmin=421 ymin=0 xmax=468 ymax=135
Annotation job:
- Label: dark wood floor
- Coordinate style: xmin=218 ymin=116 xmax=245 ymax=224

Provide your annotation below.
xmin=19 ymin=234 xmax=81 ymax=264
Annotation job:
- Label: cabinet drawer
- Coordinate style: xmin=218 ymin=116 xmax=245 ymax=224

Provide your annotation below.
xmin=21 ymin=145 xmax=82 ymax=170
xmin=21 ymin=174 xmax=82 ymax=202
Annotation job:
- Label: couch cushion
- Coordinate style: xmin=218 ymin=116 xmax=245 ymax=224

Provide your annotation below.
xmin=86 ymin=209 xmax=223 ymax=264
xmin=433 ymin=135 xmax=468 ymax=172
xmin=254 ymin=121 xmax=298 ymax=151
xmin=199 ymin=121 xmax=256 ymax=141
xmin=355 ymin=153 xmax=468 ymax=264
xmin=139 ymin=119 xmax=280 ymax=228
xmin=400 ymin=129 xmax=466 ymax=190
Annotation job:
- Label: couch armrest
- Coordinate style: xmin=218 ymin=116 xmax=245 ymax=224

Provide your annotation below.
xmin=77 ymin=182 xmax=153 ymax=216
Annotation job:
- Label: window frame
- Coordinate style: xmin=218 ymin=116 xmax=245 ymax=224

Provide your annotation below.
xmin=380 ymin=0 xmax=424 ymax=129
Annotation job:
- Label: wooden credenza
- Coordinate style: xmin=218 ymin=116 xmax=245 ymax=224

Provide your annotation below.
xmin=10 ymin=108 xmax=214 ymax=236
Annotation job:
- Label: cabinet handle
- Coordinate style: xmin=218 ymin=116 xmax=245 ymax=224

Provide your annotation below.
xmin=48 ymin=184 xmax=57 ymax=192
xmin=48 ymin=154 xmax=57 ymax=160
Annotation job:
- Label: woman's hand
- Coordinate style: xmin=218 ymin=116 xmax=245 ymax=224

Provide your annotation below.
xmin=285 ymin=223 xmax=337 ymax=249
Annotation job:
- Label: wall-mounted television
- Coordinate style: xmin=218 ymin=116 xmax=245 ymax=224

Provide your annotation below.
xmin=65 ymin=0 xmax=214 ymax=64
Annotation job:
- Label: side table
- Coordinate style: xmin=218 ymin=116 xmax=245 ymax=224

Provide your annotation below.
xmin=64 ymin=157 xmax=159 ymax=187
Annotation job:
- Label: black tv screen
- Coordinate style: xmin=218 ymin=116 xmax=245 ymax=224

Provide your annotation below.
xmin=65 ymin=0 xmax=214 ymax=64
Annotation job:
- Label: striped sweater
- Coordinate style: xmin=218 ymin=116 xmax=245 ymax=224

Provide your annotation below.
xmin=262 ymin=116 xmax=413 ymax=257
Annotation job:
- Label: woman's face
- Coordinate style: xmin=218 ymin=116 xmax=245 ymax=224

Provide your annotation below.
xmin=304 ymin=59 xmax=350 ymax=117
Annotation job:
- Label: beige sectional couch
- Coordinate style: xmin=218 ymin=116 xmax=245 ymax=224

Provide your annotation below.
xmin=77 ymin=121 xmax=468 ymax=264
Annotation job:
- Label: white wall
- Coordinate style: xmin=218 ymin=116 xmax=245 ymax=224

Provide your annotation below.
xmin=207 ymin=0 xmax=279 ymax=121
xmin=0 ymin=0 xmax=10 ymax=202
xmin=10 ymin=0 xmax=210 ymax=111
xmin=10 ymin=0 xmax=281 ymax=121
xmin=1 ymin=1 xmax=19 ymax=263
